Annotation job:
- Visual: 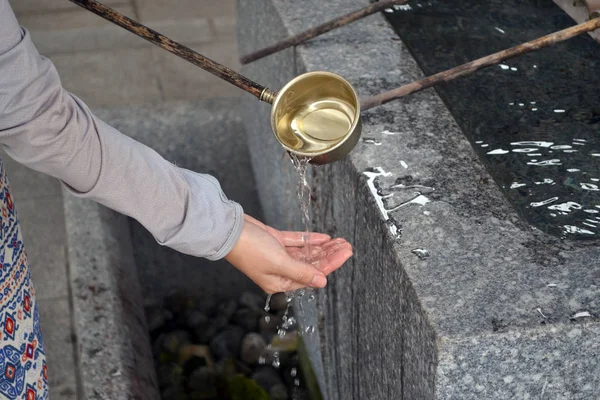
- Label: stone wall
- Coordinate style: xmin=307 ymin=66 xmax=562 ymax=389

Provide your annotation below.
xmin=237 ymin=1 xmax=600 ymax=399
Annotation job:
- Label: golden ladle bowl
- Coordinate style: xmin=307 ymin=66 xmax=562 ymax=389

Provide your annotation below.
xmin=269 ymin=72 xmax=362 ymax=165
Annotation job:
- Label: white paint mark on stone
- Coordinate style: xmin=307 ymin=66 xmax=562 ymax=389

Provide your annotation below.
xmin=510 ymin=182 xmax=526 ymax=189
xmin=546 ymin=283 xmax=557 ymax=287
xmin=499 ymin=64 xmax=509 ymax=70
xmin=400 ymin=160 xmax=408 ymax=169
xmin=571 ymin=311 xmax=592 ymax=319
xmin=495 ymin=27 xmax=506 ymax=34
xmin=536 ymin=308 xmax=547 ymax=319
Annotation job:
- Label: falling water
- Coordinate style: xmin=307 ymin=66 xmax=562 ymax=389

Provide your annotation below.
xmin=289 ymin=153 xmax=315 ymax=323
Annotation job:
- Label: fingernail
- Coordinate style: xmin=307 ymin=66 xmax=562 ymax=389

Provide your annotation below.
xmin=311 ymin=274 xmax=327 ymax=288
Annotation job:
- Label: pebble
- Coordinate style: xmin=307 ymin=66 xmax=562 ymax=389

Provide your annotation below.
xmin=269 ymin=293 xmax=290 ymax=311
xmin=251 ymin=366 xmax=285 ymax=393
xmin=232 ymin=307 xmax=261 ymax=332
xmin=144 ymin=306 xmax=171 ymax=332
xmin=270 ymin=383 xmax=290 ymax=400
xmin=187 ymin=366 xmax=217 ymax=393
xmin=161 ymin=386 xmax=187 ymax=400
xmin=259 ymin=314 xmax=283 ymax=334
xmin=156 ymin=363 xmax=184 ymax=389
xmin=240 ymin=333 xmax=267 ymax=365
xmin=183 ymin=309 xmax=209 ymax=329
xmin=214 ymin=299 xmax=237 ymax=321
xmin=209 ymin=325 xmax=244 ymax=361
xmin=162 ymin=330 xmax=191 ymax=355
xmin=238 ymin=291 xmax=266 ymax=312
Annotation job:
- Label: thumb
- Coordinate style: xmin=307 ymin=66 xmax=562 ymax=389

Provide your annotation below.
xmin=277 ymin=255 xmax=328 ymax=288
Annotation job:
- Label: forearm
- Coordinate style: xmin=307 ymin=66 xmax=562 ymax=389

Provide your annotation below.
xmin=0 ymin=0 xmax=242 ymax=260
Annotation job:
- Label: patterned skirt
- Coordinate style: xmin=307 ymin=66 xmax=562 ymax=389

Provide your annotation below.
xmin=0 ymin=159 xmax=48 ymax=399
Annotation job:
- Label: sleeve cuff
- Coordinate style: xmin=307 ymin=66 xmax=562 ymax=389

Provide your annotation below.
xmin=205 ymin=201 xmax=244 ymax=261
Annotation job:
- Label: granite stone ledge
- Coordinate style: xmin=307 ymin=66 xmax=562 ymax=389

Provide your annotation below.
xmin=63 ymin=193 xmax=159 ymax=400
xmin=238 ymin=1 xmax=600 ymax=399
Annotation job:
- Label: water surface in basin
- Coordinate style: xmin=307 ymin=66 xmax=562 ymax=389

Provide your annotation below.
xmin=384 ymin=0 xmax=600 ymax=239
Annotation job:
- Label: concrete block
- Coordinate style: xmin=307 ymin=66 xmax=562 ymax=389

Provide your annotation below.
xmin=28 ymin=243 xmax=68 ymax=301
xmin=28 ymin=17 xmax=213 ymax=55
xmin=1 ymin=153 xmax=62 ymax=199
xmin=15 ymin=4 xmax=135 ymax=31
xmin=9 ymin=0 xmax=125 ymax=14
xmin=16 ymin=196 xmax=66 ymax=248
xmin=37 ymin=298 xmax=77 ymax=388
xmin=48 ymin=48 xmax=162 ymax=108
xmin=135 ymin=0 xmax=236 ymax=23
xmin=211 ymin=15 xmax=236 ymax=39
xmin=151 ymin=38 xmax=242 ymax=102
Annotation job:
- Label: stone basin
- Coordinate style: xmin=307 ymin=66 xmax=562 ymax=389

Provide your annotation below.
xmin=62 ymin=1 xmax=600 ymax=399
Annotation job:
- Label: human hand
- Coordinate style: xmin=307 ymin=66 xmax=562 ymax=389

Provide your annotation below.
xmin=225 ymin=214 xmax=353 ymax=294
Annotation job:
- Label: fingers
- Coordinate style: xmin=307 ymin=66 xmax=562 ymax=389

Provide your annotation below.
xmin=310 ymin=243 xmax=353 ymax=275
xmin=279 ymin=231 xmax=331 ymax=247
xmin=274 ymin=256 xmax=327 ymax=288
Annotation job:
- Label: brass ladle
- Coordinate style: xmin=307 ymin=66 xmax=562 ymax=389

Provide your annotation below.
xmin=69 ymin=0 xmax=360 ymax=165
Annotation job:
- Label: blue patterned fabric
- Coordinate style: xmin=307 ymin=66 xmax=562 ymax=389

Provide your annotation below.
xmin=0 ymin=158 xmax=48 ymax=400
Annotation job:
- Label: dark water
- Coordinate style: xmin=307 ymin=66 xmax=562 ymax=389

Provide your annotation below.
xmin=383 ymin=0 xmax=600 ymax=240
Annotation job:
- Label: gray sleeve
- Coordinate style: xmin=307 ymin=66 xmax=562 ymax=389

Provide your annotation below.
xmin=0 ymin=0 xmax=243 ymax=261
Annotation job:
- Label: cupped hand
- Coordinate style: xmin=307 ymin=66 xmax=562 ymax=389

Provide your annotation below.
xmin=225 ymin=214 xmax=353 ymax=294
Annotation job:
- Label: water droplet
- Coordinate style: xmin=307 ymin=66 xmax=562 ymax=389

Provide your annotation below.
xmin=571 ymin=311 xmax=592 ymax=319
xmin=499 ymin=64 xmax=509 ymax=70
xmin=411 ymin=248 xmax=430 ymax=260
xmin=362 ymin=138 xmax=382 ymax=146
xmin=294 ymin=378 xmax=301 ymax=386
xmin=554 ymin=109 xmax=566 ymax=113
xmin=291 ymin=368 xmax=297 ymax=377
xmin=494 ymin=27 xmax=506 ymax=34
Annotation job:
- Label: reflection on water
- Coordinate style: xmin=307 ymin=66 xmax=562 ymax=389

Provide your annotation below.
xmin=384 ymin=0 xmax=600 ymax=239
